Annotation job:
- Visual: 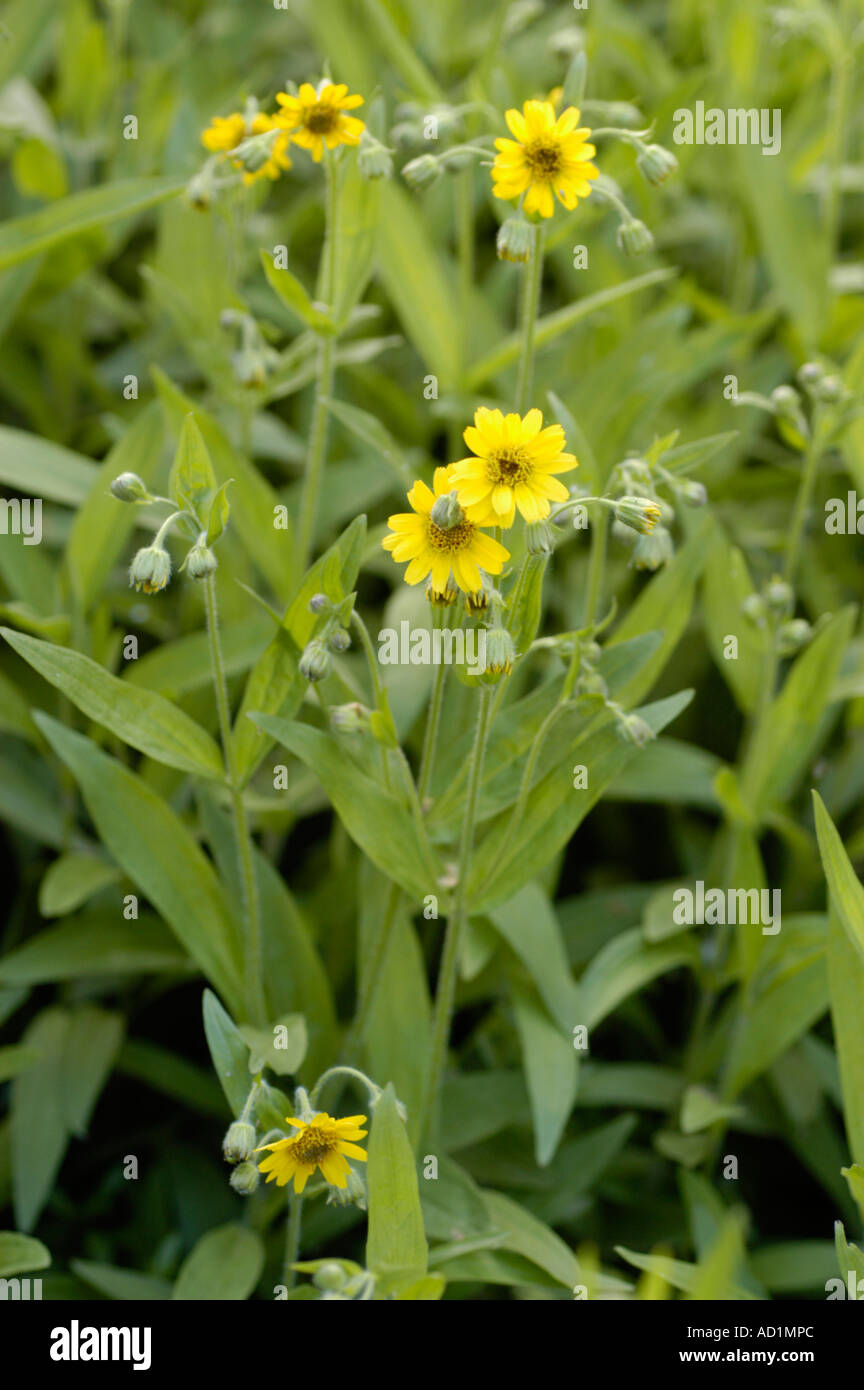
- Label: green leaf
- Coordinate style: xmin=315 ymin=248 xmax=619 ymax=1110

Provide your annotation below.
xmin=376 ymin=183 xmax=461 ymax=387
xmin=366 ymin=1083 xmax=427 ymax=1281
xmin=261 ymin=249 xmax=334 ymax=333
xmin=2 ymin=627 xmax=224 ymax=780
xmin=169 ymin=413 xmax=217 ymax=517
xmin=36 ymin=715 xmax=243 ymax=1014
xmin=813 ymin=791 xmax=864 ymax=962
xmin=0 ymin=1047 xmax=40 ymax=1083
xmin=237 ymin=1014 xmax=307 ymax=1077
xmin=59 ymin=1006 xmax=124 ymax=1138
xmin=11 ymin=1008 xmax=71 ymax=1231
xmin=511 ymin=980 xmax=578 ymax=1167
xmin=0 ymin=915 xmax=188 ymax=983
xmin=0 ymin=176 xmax=184 ymax=271
xmin=173 ymin=1224 xmax=264 ymax=1301
xmin=741 ymin=609 xmax=855 ymax=819
xmin=0 ymin=1232 xmax=51 ymax=1278
xmin=38 ymin=853 xmax=121 ymax=917
xmin=0 ymin=427 xmax=96 ymax=504
xmin=206 ymin=480 xmax=232 ymax=545
xmin=71 ymin=1259 xmax=171 ymax=1301
xmin=723 ymin=953 xmax=829 ymax=1098
xmin=202 ymin=990 xmax=252 ymax=1117
xmin=481 ymin=1189 xmax=579 ymax=1289
xmin=488 ymin=884 xmax=583 ymax=1034
xmin=254 ymin=715 xmax=436 ymax=900
xmin=581 ymin=928 xmax=700 ymax=1029
xmin=827 ymin=905 xmax=864 ymax=1167
xmin=680 ymin=1085 xmax=744 ymax=1135
xmin=324 ymin=396 xmax=411 ymax=485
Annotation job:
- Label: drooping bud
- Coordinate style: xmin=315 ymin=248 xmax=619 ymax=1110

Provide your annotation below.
xmin=614 ymin=495 xmax=662 ymax=534
xmin=631 ymin=525 xmax=673 ymax=571
xmin=796 ymin=361 xmax=824 ymax=392
xmin=426 ymin=574 xmax=459 ymax=607
xmin=677 ymin=479 xmax=707 ymax=507
xmin=330 ymin=702 xmax=371 ymax=734
xmin=328 ymin=627 xmax=352 ymax=653
xmin=525 ymin=519 xmax=557 ymax=555
xmin=616 ymin=711 xmax=655 ymax=747
xmin=299 ymin=639 xmax=331 ymax=682
xmin=110 ymin=472 xmax=152 ymax=503
xmin=616 ymin=218 xmax=654 ymax=257
xmin=229 ymin=1161 xmax=260 ymax=1195
xmin=635 ymin=143 xmax=678 ymax=185
xmin=496 ymin=217 xmax=533 ymax=263
xmin=777 ymin=618 xmax=812 ymax=655
xmin=402 ymin=153 xmax=442 ymax=191
xmin=313 ymin=1263 xmax=348 ymax=1292
xmin=357 ymin=130 xmax=394 ymax=181
xmin=483 ymin=627 xmax=516 ymax=678
xmin=186 ymin=542 xmax=218 ymax=580
xmin=129 ymin=544 xmax=172 ymax=595
xmin=222 ymin=1120 xmax=257 ymax=1163
xmin=764 ymin=577 xmax=793 ymax=616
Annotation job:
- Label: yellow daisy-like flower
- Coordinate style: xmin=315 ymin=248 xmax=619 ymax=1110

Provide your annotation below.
xmin=275 ymin=82 xmax=365 ymax=162
xmin=491 ymin=101 xmax=599 ymax=219
xmin=450 ymin=408 xmax=577 ymax=529
xmin=382 ymin=465 xmax=510 ymax=596
xmin=201 ymin=112 xmax=247 ymax=153
xmin=256 ymin=1112 xmax=367 ymax=1194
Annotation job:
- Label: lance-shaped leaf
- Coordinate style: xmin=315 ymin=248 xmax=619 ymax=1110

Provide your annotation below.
xmin=2 ymin=627 xmax=224 ymax=780
xmin=366 ymin=1083 xmax=428 ymax=1285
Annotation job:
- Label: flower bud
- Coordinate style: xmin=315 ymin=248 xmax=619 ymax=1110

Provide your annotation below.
xmin=677 ymin=479 xmax=707 ymax=507
xmin=614 ymin=495 xmax=662 ymax=534
xmin=129 ymin=544 xmax=171 ymax=595
xmin=764 ymin=577 xmax=793 ymax=615
xmin=777 ymin=618 xmax=812 ymax=655
xmin=616 ymin=712 xmax=655 ymax=747
xmin=330 ymin=702 xmax=371 ymax=734
xmin=308 ymin=593 xmax=330 ymax=613
xmin=796 ymin=362 xmax=824 ymax=391
xmin=464 ymin=585 xmax=489 ymax=615
xmin=635 ymin=143 xmax=678 ymax=185
xmin=741 ymin=593 xmax=767 ymax=625
xmin=616 ymin=218 xmax=654 ymax=257
xmin=357 ymin=130 xmax=393 ymax=181
xmin=325 ymin=1166 xmax=367 ymax=1211
xmin=110 ymin=472 xmax=151 ymax=503
xmin=402 ymin=153 xmax=442 ymax=191
xmin=328 ymin=627 xmax=351 ymax=653
xmin=525 ymin=519 xmax=557 ymax=555
xmin=770 ymin=384 xmax=801 ymax=416
xmin=229 ymin=1161 xmax=260 ymax=1195
xmin=426 ymin=574 xmax=459 ymax=607
xmin=222 ymin=1120 xmax=256 ymax=1163
xmin=483 ymin=627 xmax=516 ymax=678
xmin=578 ymin=668 xmax=608 ymax=698
xmin=496 ymin=217 xmax=533 ymax=263
xmin=632 ymin=525 xmax=673 ymax=571
xmin=814 ymin=374 xmax=844 ymax=403
xmin=299 ymin=639 xmax=331 ymax=682
xmin=186 ymin=543 xmax=218 ymax=580
xmin=430 ymin=490 xmax=463 ymax=530
xmin=313 ymin=1263 xmax=348 ymax=1292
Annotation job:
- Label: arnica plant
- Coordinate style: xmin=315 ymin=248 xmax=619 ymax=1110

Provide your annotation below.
xmin=0 ymin=0 xmax=864 ymax=1332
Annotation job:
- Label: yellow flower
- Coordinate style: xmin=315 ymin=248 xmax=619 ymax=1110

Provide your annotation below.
xmin=450 ymin=408 xmax=577 ymax=529
xmin=275 ymin=81 xmax=365 ymax=162
xmin=241 ymin=113 xmax=293 ymax=185
xmin=382 ymin=465 xmax=509 ymax=596
xmin=491 ymin=101 xmax=598 ymax=219
xmin=201 ymin=112 xmax=246 ymax=152
xmin=256 ymin=1112 xmax=367 ymax=1194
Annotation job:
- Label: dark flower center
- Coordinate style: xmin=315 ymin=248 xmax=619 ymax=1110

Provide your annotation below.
xmin=306 ymin=105 xmax=339 ymax=134
xmin=525 ymin=138 xmax=563 ymax=178
xmin=427 ymin=519 xmax=474 ymax=552
xmin=291 ymin=1126 xmax=336 ymax=1164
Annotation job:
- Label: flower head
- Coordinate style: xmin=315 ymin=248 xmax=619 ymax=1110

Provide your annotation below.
xmin=492 ymin=101 xmax=598 ymax=219
xmin=257 ymin=1112 xmax=367 ymax=1194
xmin=129 ymin=544 xmax=171 ymax=595
xmin=201 ymin=113 xmax=246 ymax=153
xmin=276 ymin=82 xmax=365 ymax=162
xmin=200 ymin=110 xmax=292 ymax=184
xmin=382 ymin=466 xmax=509 ymax=597
xmin=241 ymin=114 xmax=293 ymax=184
xmin=450 ymin=408 xmax=577 ymax=529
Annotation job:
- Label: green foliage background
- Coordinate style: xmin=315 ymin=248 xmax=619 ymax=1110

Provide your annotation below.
xmin=0 ymin=0 xmax=864 ymax=1300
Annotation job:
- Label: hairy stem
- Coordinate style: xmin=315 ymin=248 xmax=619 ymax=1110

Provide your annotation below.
xmin=515 ymin=222 xmax=545 ymax=413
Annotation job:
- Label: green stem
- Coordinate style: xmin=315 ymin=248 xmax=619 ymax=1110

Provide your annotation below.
xmin=515 ymin=222 xmax=545 ymax=413
xmin=283 ymin=1194 xmax=303 ymax=1288
xmin=418 ymin=607 xmax=451 ymax=802
xmin=823 ymin=0 xmax=854 ymax=263
xmin=783 ymin=424 xmax=823 ymax=585
xmin=419 ymin=687 xmax=495 ymax=1146
xmin=296 ymin=156 xmax=340 ymax=571
xmin=455 ymin=166 xmax=475 ymax=308
xmin=584 ymin=505 xmax=609 ymax=628
xmin=204 ymin=575 xmax=266 ymax=1026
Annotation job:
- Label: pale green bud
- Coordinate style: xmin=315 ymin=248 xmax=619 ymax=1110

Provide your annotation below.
xmin=357 ymin=130 xmax=393 ymax=181
xmin=632 ymin=525 xmax=673 ymax=571
xmin=430 ymin=490 xmax=463 ymax=530
xmin=636 ymin=143 xmax=678 ymax=185
xmin=222 ymin=1120 xmax=256 ymax=1163
xmin=129 ymin=544 xmax=171 ymax=595
xmin=402 ymin=153 xmax=442 ymax=191
xmin=111 ymin=472 xmax=151 ymax=503
xmin=615 ymin=495 xmax=662 ymax=534
xmin=186 ymin=543 xmax=218 ymax=580
xmin=229 ymin=1161 xmax=260 ymax=1195
xmin=299 ymin=639 xmax=331 ymax=682
xmin=496 ymin=217 xmax=533 ymax=263
xmin=616 ymin=218 xmax=654 ymax=257
xmin=483 ymin=627 xmax=516 ymax=678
